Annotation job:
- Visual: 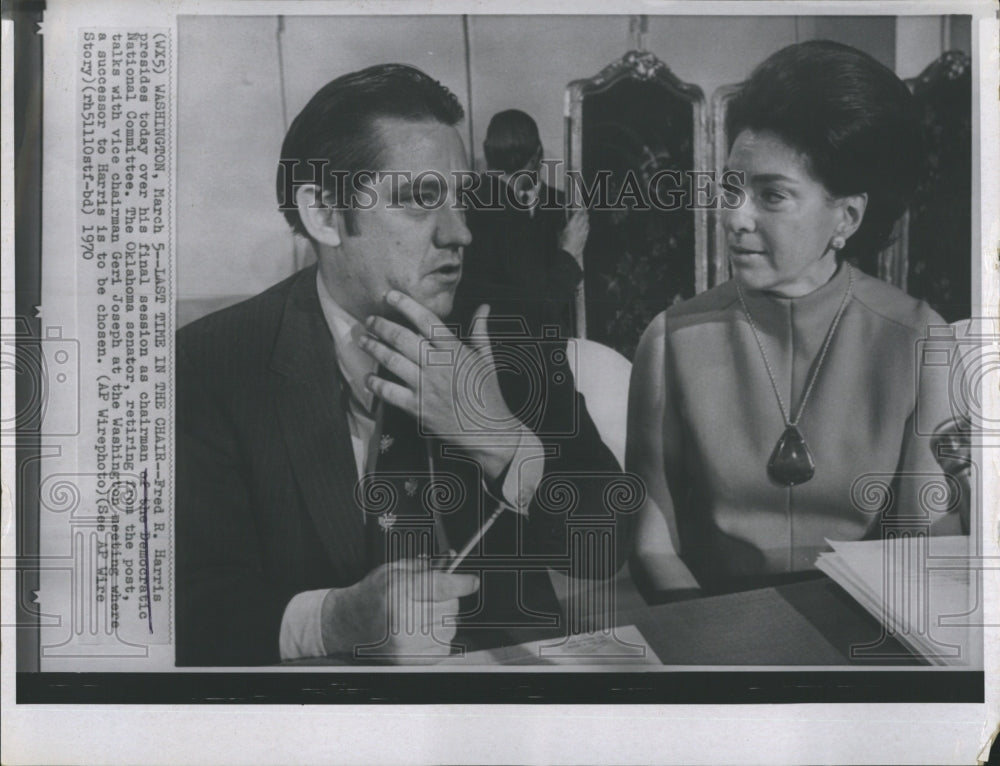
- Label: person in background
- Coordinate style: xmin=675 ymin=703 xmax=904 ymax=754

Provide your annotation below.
xmin=626 ymin=41 xmax=966 ymax=598
xmin=454 ymin=109 xmax=588 ymax=337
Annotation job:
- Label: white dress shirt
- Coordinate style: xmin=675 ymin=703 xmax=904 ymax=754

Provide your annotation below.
xmin=279 ymin=271 xmax=545 ymax=660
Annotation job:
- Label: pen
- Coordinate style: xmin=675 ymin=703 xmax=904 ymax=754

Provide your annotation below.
xmin=445 ymin=503 xmax=508 ymax=574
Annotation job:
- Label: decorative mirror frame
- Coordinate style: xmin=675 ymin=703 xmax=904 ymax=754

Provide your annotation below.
xmin=874 ymin=70 xmax=919 ymax=292
xmin=878 ymin=51 xmax=972 ymax=297
xmin=879 ymin=214 xmax=909 ymax=288
xmin=565 ymin=50 xmax=710 ymax=337
xmin=709 ymin=83 xmax=740 ymax=288
xmin=900 ymin=49 xmax=973 ymax=320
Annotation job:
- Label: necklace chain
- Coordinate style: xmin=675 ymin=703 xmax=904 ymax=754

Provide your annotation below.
xmin=736 ymin=264 xmax=854 ymax=427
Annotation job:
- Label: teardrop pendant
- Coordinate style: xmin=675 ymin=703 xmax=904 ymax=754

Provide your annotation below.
xmin=767 ymin=425 xmax=815 ymax=487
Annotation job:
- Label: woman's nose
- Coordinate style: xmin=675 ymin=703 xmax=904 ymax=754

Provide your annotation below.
xmin=723 ymin=197 xmax=757 ymax=234
xmin=434 ymin=203 xmax=473 ymax=249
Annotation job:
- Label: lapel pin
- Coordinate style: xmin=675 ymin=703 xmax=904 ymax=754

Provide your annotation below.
xmin=379 ymin=434 xmax=394 ymax=454
xmin=378 ymin=512 xmax=397 ymax=532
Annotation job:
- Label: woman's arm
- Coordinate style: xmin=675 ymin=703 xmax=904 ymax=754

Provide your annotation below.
xmin=894 ymin=316 xmax=969 ymax=537
xmin=625 ymin=313 xmax=701 ymax=594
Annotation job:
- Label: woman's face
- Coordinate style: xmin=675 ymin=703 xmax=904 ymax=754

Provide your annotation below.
xmin=722 ymin=129 xmax=860 ymax=297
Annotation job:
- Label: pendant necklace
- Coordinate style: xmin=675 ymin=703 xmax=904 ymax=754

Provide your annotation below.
xmin=735 ymin=264 xmax=854 ymax=487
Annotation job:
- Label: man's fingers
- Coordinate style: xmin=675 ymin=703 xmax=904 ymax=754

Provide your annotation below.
xmin=384 ymin=289 xmax=455 ymax=345
xmin=358 ymin=335 xmax=420 ymax=387
xmin=468 ymin=303 xmax=492 ymax=350
xmin=365 ymin=373 xmax=418 ymax=416
xmin=386 ymin=561 xmax=478 ymax=601
xmin=421 ymin=571 xmax=480 ymax=602
xmin=435 ymin=600 xmax=459 ymax=642
xmin=366 ymin=315 xmax=422 ymax=362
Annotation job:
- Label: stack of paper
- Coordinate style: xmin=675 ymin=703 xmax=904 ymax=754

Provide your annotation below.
xmin=815 ymin=535 xmax=982 ymax=667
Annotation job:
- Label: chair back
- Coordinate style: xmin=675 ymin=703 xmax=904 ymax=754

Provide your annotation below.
xmin=571 ymin=338 xmax=632 ymax=468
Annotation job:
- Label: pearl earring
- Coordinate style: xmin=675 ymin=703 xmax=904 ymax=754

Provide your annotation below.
xmin=831 ymin=235 xmax=846 ymax=251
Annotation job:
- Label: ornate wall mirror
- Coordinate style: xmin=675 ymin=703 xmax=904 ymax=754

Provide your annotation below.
xmin=709 ymin=84 xmax=739 ymax=289
xmin=566 ymin=50 xmax=708 ymax=358
xmin=906 ymin=50 xmax=972 ymax=322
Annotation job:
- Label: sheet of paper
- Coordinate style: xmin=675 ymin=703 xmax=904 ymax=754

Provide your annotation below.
xmin=815 ymin=535 xmax=982 ymax=667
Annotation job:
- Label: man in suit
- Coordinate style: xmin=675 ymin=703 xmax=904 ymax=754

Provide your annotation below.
xmin=176 ymin=64 xmax=630 ymax=666
xmin=454 ymin=109 xmax=589 ymax=337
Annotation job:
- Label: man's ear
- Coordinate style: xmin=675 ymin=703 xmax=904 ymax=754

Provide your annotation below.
xmin=295 ymin=184 xmax=342 ymax=247
xmin=837 ymin=192 xmax=868 ymax=241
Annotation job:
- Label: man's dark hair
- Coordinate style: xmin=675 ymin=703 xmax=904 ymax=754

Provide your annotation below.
xmin=277 ymin=63 xmax=464 ymax=237
xmin=726 ymin=40 xmax=923 ymax=263
xmin=483 ymin=109 xmax=542 ymax=175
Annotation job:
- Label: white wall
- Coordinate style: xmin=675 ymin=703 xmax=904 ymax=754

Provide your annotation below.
xmin=177 ymin=14 xmax=468 ymax=300
xmin=177 ymin=16 xmax=291 ymax=300
xmin=466 ymin=15 xmax=627 ymax=170
xmin=177 ymin=14 xmax=963 ymax=305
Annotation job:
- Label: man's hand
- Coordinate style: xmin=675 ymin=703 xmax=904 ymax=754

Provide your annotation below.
xmin=321 ymin=559 xmax=479 ymax=661
xmin=360 ymin=290 xmax=523 ymax=483
xmin=558 ymin=208 xmax=590 ymax=260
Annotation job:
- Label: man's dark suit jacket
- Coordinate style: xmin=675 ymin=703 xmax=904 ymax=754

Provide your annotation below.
xmin=176 ymin=265 xmax=628 ymax=665
xmin=455 ymin=182 xmax=582 ymax=336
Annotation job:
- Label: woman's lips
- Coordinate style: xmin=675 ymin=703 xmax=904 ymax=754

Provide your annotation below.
xmin=730 ymin=246 xmax=765 ymax=258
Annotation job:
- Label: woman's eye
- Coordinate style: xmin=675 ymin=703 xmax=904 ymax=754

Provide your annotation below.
xmin=759 ymin=188 xmax=787 ymax=204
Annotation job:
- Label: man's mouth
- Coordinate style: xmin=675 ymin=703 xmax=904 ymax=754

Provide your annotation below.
xmin=430 ymin=263 xmax=462 ymax=279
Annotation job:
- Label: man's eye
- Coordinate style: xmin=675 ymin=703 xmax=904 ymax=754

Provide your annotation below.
xmin=410 ymin=186 xmax=445 ymax=209
xmin=392 ymin=188 xmax=432 ymax=207
xmin=415 ymin=191 xmax=438 ymax=206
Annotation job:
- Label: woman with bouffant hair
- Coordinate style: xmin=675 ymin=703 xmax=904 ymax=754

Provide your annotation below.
xmin=627 ymin=41 xmax=965 ymax=597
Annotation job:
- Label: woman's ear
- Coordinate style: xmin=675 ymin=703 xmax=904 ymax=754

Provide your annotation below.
xmin=837 ymin=192 xmax=869 ymax=241
xmin=295 ymin=184 xmax=342 ymax=247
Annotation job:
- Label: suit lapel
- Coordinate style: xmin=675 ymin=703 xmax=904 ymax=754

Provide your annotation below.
xmin=270 ymin=267 xmax=367 ymax=579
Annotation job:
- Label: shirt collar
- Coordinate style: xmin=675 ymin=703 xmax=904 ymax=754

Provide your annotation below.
xmin=315 ymin=269 xmax=378 ymax=412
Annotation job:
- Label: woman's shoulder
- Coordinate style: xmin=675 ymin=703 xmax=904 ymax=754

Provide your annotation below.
xmin=660 ymin=281 xmax=740 ymax=330
xmin=850 ymin=268 xmax=947 ymax=333
xmin=633 ymin=284 xmax=740 ymax=368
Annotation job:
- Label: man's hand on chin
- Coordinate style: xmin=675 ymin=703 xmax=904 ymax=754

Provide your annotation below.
xmin=358 ymin=290 xmax=528 ymax=484
xmin=320 ymin=559 xmax=479 ymax=661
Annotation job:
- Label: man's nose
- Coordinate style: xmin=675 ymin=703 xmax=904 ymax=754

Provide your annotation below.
xmin=433 ymin=203 xmax=472 ymax=249
xmin=722 ymin=197 xmax=757 ymax=234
